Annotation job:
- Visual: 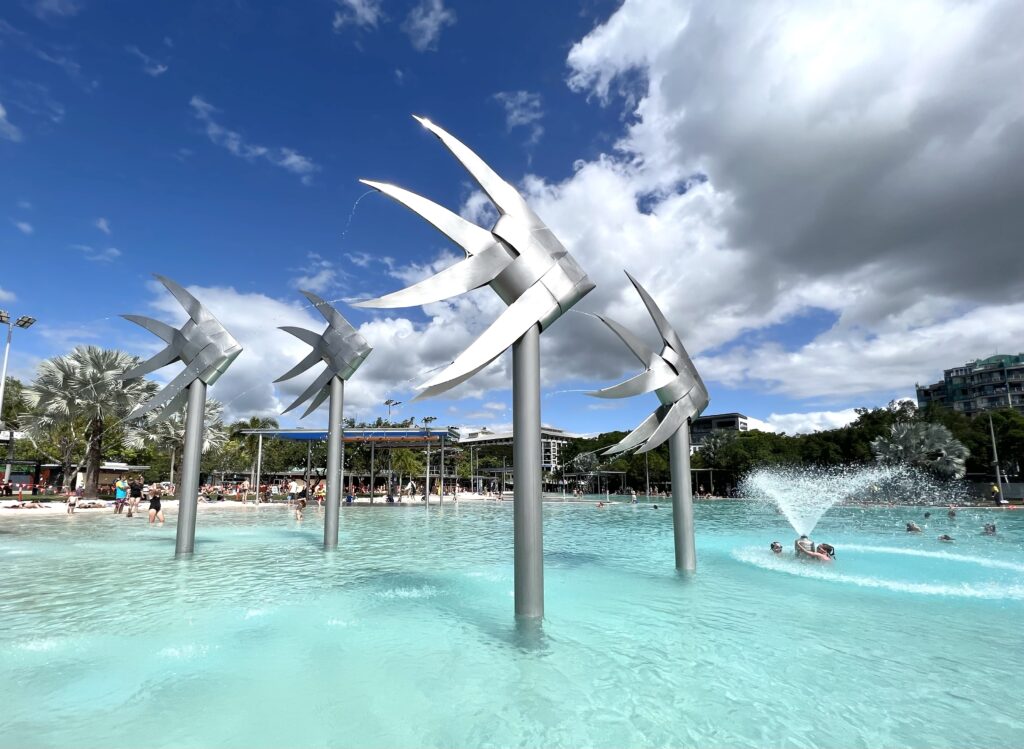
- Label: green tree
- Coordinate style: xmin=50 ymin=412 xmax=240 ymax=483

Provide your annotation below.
xmin=23 ymin=347 xmax=157 ymax=496
xmin=129 ymin=399 xmax=230 ymax=485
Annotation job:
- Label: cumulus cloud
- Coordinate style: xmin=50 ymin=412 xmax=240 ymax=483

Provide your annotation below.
xmin=189 ymin=96 xmax=320 ymax=184
xmin=493 ymin=90 xmax=544 ymax=146
xmin=0 ymin=286 xmax=15 ymax=302
xmin=761 ymin=410 xmax=860 ymax=435
xmin=485 ymin=0 xmax=1024 ymax=410
xmin=402 ymin=0 xmax=456 ymax=52
xmin=12 ymin=220 xmax=33 ymax=234
xmin=0 ymin=102 xmax=23 ymax=142
xmin=94 ymin=217 xmax=111 ymax=234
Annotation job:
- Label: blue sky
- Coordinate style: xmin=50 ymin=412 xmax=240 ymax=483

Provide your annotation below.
xmin=3 ymin=0 xmax=1023 ymax=435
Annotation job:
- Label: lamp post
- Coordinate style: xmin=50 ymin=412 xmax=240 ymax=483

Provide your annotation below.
xmin=385 ymin=399 xmax=401 ymax=497
xmin=989 ymin=413 xmax=1004 ymax=501
xmin=0 ymin=311 xmax=37 ymax=481
xmin=422 ymin=416 xmax=436 ymax=503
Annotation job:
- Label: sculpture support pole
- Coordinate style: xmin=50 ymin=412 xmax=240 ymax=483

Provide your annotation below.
xmin=324 ymin=376 xmax=344 ymax=549
xmin=175 ymin=380 xmax=207 ymax=557
xmin=513 ymin=324 xmax=543 ymax=618
xmin=669 ymin=424 xmax=696 ymax=572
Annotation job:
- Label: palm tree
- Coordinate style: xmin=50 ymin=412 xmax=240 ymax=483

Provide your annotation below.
xmin=129 ymin=399 xmax=230 ymax=486
xmin=230 ymin=415 xmax=280 ymax=488
xmin=23 ymin=346 xmax=156 ymax=497
xmin=871 ymin=421 xmax=969 ymax=478
xmin=390 ymin=448 xmax=423 ymax=497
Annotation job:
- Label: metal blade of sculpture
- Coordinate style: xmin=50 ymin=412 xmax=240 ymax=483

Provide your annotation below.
xmin=120 ymin=274 xmax=242 ymax=556
xmin=586 ymin=271 xmax=709 ymax=571
xmin=275 ymin=290 xmax=371 ymax=549
xmin=354 ymin=116 xmax=595 ymax=618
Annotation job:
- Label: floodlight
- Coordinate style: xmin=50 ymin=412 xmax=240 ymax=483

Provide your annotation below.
xmin=0 ymin=311 xmax=8 ymax=324
xmin=15 ymin=316 xmax=36 ymax=329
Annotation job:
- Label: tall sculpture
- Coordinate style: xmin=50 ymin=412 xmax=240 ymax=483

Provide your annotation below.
xmin=354 ymin=116 xmax=595 ymax=618
xmin=120 ymin=274 xmax=242 ymax=556
xmin=587 ymin=271 xmax=708 ymax=571
xmin=275 ymin=290 xmax=371 ymax=549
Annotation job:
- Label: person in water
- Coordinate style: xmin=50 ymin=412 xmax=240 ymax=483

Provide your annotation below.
xmin=938 ymin=534 xmax=954 ymax=543
xmin=770 ymin=541 xmax=783 ymax=554
xmin=982 ymin=523 xmax=997 ymax=535
xmin=795 ymin=535 xmax=832 ymax=561
xmin=816 ymin=543 xmax=835 ymax=559
xmin=924 ymin=511 xmax=931 ymax=519
xmin=906 ymin=521 xmax=923 ymax=533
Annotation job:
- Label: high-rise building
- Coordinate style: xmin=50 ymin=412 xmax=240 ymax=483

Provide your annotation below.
xmin=916 ymin=354 xmax=1024 ymax=416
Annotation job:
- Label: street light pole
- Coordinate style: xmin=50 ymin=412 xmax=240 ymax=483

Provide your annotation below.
xmin=0 ymin=312 xmax=37 ymax=482
xmin=989 ymin=412 xmax=1004 ymax=500
xmin=384 ymin=399 xmax=401 ymax=499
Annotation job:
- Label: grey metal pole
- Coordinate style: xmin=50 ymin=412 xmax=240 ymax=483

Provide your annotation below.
xmin=369 ymin=440 xmax=375 ymax=504
xmin=0 ymin=324 xmax=12 ymax=482
xmin=645 ymin=451 xmax=650 ymax=499
xmin=425 ymin=438 xmax=431 ymax=504
xmin=439 ymin=435 xmax=445 ymax=504
xmin=513 ymin=324 xmax=543 ymax=619
xmin=668 ymin=423 xmax=696 ymax=572
xmin=989 ymin=413 xmax=1004 ymax=499
xmin=175 ymin=380 xmax=207 ymax=556
xmin=254 ymin=434 xmax=263 ymax=501
xmin=325 ymin=376 xmax=343 ymax=549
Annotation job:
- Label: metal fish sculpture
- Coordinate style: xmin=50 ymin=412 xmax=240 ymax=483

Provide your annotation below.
xmin=352 ymin=116 xmax=595 ymax=399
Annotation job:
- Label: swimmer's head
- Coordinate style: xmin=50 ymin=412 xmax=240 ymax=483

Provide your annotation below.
xmin=770 ymin=541 xmax=783 ymax=553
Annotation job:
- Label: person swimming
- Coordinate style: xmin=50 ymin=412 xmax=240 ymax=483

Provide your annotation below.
xmin=795 ymin=535 xmax=832 ymax=562
xmin=770 ymin=541 xmax=783 ymax=554
xmin=938 ymin=534 xmax=954 ymax=543
xmin=906 ymin=521 xmax=923 ymax=533
xmin=816 ymin=543 xmax=835 ymax=559
xmin=982 ymin=523 xmax=997 ymax=535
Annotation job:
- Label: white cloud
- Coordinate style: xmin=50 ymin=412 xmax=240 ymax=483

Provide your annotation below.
xmin=291 ymin=253 xmax=340 ymax=294
xmin=94 ymin=217 xmax=111 ymax=234
xmin=12 ymin=220 xmax=33 ymax=234
xmin=482 ymin=402 xmax=506 ymax=411
xmin=762 ymin=409 xmax=860 ymax=435
xmin=136 ymin=282 xmax=512 ymax=422
xmin=0 ymin=102 xmax=23 ymax=142
xmin=493 ymin=90 xmax=544 ymax=146
xmin=189 ymin=96 xmax=321 ymax=184
xmin=467 ymin=0 xmax=1024 ymax=409
xmin=402 ymin=0 xmax=456 ymax=52
xmin=125 ymin=45 xmax=169 ymax=77
xmin=0 ymin=286 xmax=15 ymax=303
xmin=72 ymin=244 xmax=121 ymax=262
xmin=333 ymin=0 xmax=384 ymax=30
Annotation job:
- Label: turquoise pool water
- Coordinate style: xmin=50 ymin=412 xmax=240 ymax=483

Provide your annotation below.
xmin=2 ymin=501 xmax=1022 ymax=748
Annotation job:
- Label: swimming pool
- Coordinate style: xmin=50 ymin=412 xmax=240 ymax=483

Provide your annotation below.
xmin=2 ymin=501 xmax=1022 ymax=748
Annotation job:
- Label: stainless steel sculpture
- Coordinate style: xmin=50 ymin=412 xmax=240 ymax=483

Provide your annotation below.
xmin=587 ymin=271 xmax=709 ymax=571
xmin=275 ymin=290 xmax=371 ymax=549
xmin=354 ymin=116 xmax=595 ymax=618
xmin=120 ymin=274 xmax=242 ymax=556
